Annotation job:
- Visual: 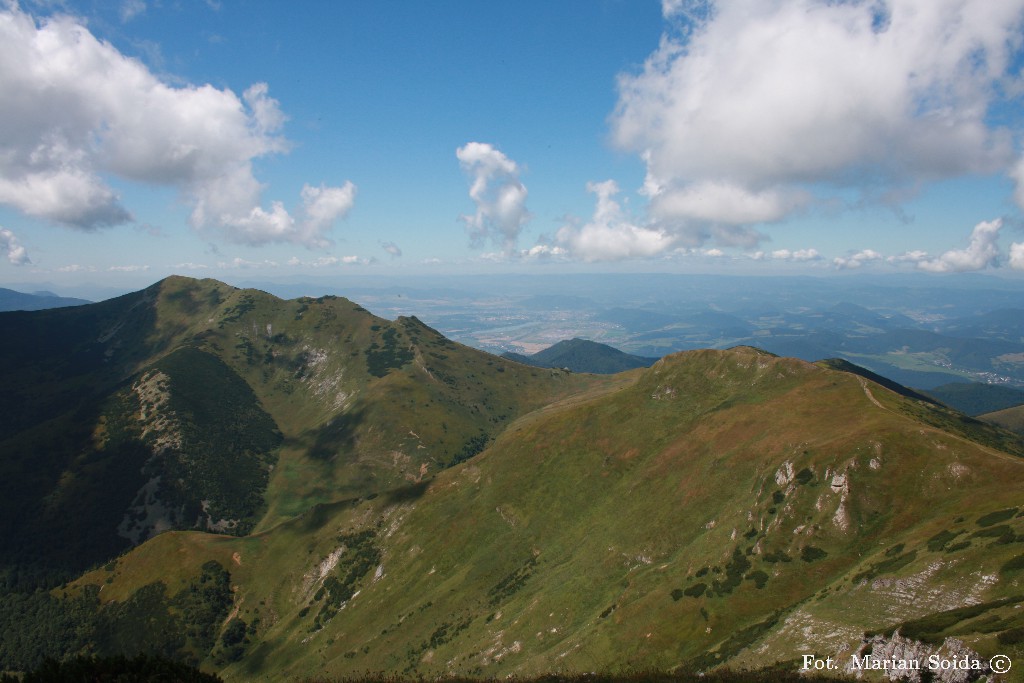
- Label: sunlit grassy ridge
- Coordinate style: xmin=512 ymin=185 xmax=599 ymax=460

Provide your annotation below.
xmin=982 ymin=404 xmax=1024 ymax=435
xmin=60 ymin=344 xmax=1024 ymax=681
xmin=4 ymin=278 xmax=1024 ymax=680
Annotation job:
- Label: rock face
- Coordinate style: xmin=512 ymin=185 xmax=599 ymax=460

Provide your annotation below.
xmin=775 ymin=460 xmax=795 ymax=486
xmin=830 ymin=469 xmax=851 ymax=532
xmin=846 ymin=631 xmax=990 ymax=682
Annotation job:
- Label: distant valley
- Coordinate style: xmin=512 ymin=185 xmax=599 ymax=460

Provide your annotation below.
xmin=245 ymin=273 xmax=1024 ymax=392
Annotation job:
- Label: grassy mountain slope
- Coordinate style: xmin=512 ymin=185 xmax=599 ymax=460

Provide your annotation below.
xmin=0 ymin=276 xmax=597 ymax=588
xmin=815 ymin=358 xmax=940 ymax=405
xmin=502 ymin=338 xmax=658 ymax=374
xmin=58 ymin=347 xmax=1024 ymax=680
xmin=981 ymin=404 xmax=1024 ymax=435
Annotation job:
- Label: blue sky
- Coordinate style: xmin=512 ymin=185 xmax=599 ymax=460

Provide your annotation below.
xmin=2 ymin=0 xmax=1024 ymax=292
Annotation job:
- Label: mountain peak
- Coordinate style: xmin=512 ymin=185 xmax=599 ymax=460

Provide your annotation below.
xmin=503 ymin=338 xmax=658 ymax=374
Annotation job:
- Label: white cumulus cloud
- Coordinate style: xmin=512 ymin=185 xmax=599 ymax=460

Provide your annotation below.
xmin=833 ymin=249 xmax=884 ymax=269
xmin=832 ymin=220 xmax=1006 ymax=272
xmin=298 ymin=183 xmax=357 ymax=244
xmin=456 ymin=142 xmax=530 ymax=254
xmin=1010 ymin=242 xmax=1024 ymax=270
xmin=0 ymin=228 xmax=30 ymax=265
xmin=910 ymin=218 xmax=1003 ymax=273
xmin=523 ymin=243 xmax=569 ymax=259
xmin=650 ymin=180 xmax=811 ymax=227
xmin=772 ymin=248 xmax=821 ymax=262
xmin=613 ymin=0 xmax=1024 ymax=231
xmin=0 ymin=7 xmax=354 ymax=248
xmin=555 ymin=181 xmax=677 ymax=262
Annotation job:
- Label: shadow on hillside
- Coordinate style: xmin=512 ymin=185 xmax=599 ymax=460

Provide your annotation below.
xmin=163 ymin=285 xmax=206 ymax=315
xmin=240 ymin=640 xmax=272 ymax=678
xmin=303 ymin=409 xmax=366 ymax=461
xmin=381 ymin=480 xmax=431 ymax=505
xmin=295 ymin=498 xmax=362 ymax=533
xmin=0 ymin=291 xmax=166 ymax=589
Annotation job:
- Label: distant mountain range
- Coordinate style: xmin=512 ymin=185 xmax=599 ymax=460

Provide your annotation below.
xmin=329 ymin=274 xmax=1024 ymax=393
xmin=0 ymin=286 xmax=90 ymax=311
xmin=502 ymin=338 xmax=658 ymax=374
xmin=923 ymin=382 xmax=1024 ymax=416
xmin=2 ymin=276 xmax=1024 ymax=681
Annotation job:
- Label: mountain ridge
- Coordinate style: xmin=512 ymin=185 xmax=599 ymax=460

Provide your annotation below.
xmin=2 ymin=276 xmax=1024 ymax=680
xmin=0 ymin=275 xmax=597 ymax=584
xmin=0 ymin=286 xmax=91 ymax=312
xmin=56 ymin=343 xmax=1024 ymax=679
